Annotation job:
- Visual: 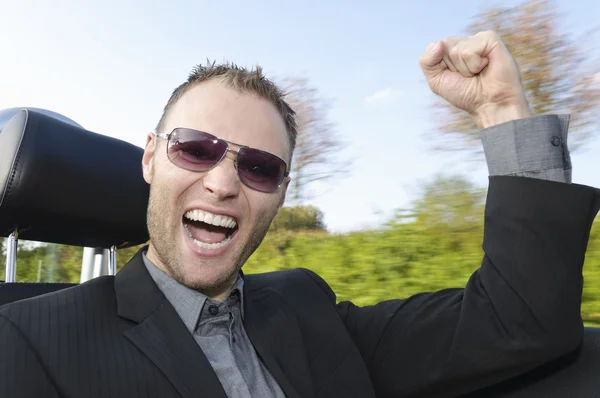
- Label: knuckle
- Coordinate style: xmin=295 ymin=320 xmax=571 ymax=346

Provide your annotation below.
xmin=486 ymin=30 xmax=501 ymax=40
xmin=477 ymin=29 xmax=492 ymax=36
xmin=449 ymin=46 xmax=461 ymax=59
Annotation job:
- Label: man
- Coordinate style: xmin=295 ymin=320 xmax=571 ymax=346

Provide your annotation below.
xmin=1 ymin=31 xmax=599 ymax=398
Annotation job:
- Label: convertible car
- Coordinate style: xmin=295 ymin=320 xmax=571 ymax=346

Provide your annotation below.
xmin=0 ymin=108 xmax=599 ymax=397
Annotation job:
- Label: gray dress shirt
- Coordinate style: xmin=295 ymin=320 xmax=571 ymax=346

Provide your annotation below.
xmin=143 ymin=254 xmax=286 ymax=398
xmin=480 ymin=114 xmax=571 ymax=184
xmin=143 ymin=114 xmax=572 ymax=397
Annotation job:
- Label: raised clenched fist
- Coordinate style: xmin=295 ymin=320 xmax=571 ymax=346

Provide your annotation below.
xmin=419 ymin=30 xmax=532 ymax=129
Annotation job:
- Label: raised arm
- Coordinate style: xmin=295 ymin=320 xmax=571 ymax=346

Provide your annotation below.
xmin=332 ymin=31 xmax=600 ymax=398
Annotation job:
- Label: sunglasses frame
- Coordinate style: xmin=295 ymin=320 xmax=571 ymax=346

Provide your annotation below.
xmin=152 ymin=128 xmax=290 ymax=193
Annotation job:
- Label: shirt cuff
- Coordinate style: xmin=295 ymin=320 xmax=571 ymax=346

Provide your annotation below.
xmin=480 ymin=115 xmax=572 ymax=184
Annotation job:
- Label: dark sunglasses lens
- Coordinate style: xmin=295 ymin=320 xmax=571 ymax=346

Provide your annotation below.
xmin=168 ymin=129 xmax=227 ymax=170
xmin=237 ymin=148 xmax=286 ymax=192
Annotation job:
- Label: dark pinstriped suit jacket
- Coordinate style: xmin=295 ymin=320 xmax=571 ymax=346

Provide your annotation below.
xmin=1 ymin=176 xmax=600 ymax=398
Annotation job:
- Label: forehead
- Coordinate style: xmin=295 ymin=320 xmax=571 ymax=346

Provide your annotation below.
xmin=164 ymin=79 xmax=290 ymax=160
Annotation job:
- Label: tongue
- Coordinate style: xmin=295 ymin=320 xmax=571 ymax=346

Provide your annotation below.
xmin=186 ymin=220 xmax=229 ymax=243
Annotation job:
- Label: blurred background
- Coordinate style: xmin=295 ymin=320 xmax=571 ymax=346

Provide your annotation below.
xmin=1 ymin=0 xmax=599 ymax=324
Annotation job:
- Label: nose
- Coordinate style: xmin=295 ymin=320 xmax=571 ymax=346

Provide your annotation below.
xmin=201 ymin=151 xmax=240 ymax=199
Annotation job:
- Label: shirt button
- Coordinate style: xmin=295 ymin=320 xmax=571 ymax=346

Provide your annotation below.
xmin=208 ymin=305 xmax=219 ymax=315
xmin=551 ymin=136 xmax=562 ymax=146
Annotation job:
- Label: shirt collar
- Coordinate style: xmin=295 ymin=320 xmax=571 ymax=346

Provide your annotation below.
xmin=142 ymin=252 xmax=245 ymax=334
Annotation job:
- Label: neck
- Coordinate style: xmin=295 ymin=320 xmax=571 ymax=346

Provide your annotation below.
xmin=202 ymin=279 xmax=237 ymax=302
xmin=145 ymin=245 xmax=238 ymax=302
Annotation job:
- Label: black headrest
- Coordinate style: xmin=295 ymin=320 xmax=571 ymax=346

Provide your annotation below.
xmin=0 ymin=107 xmax=82 ymax=130
xmin=0 ymin=109 xmax=149 ymax=248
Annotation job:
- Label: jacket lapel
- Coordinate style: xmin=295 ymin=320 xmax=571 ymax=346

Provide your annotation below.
xmin=244 ymin=278 xmax=315 ymax=398
xmin=115 ymin=249 xmax=227 ymax=398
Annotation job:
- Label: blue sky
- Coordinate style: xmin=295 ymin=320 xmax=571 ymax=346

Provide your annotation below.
xmin=2 ymin=0 xmax=598 ymax=232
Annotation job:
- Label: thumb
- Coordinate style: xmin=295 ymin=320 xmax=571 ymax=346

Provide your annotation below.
xmin=418 ymin=41 xmax=445 ymax=78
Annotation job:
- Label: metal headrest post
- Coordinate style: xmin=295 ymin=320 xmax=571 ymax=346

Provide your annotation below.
xmin=4 ymin=229 xmax=18 ymax=283
xmin=109 ymin=245 xmax=117 ymax=276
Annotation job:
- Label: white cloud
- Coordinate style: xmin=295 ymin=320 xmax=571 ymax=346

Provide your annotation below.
xmin=364 ymin=87 xmax=394 ymax=104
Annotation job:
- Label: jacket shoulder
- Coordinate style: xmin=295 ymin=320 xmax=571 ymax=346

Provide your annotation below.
xmin=0 ymin=276 xmax=116 ymax=326
xmin=245 ymin=268 xmax=336 ymax=305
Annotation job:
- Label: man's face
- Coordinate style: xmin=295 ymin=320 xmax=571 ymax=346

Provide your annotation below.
xmin=142 ymin=79 xmax=290 ymax=298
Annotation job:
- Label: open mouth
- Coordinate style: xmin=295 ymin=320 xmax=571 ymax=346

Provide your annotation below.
xmin=183 ymin=209 xmax=238 ymax=250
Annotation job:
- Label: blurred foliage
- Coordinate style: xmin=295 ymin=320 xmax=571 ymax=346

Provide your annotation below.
xmin=269 ymin=205 xmax=326 ymax=232
xmin=429 ymin=0 xmax=600 ymax=154
xmin=246 ymin=175 xmax=600 ymax=326
xmin=281 ymin=77 xmax=352 ymax=204
xmin=1 ymin=175 xmax=599 ymax=327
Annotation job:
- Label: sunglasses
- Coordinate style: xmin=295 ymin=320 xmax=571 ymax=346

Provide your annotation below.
xmin=153 ymin=128 xmax=289 ymax=193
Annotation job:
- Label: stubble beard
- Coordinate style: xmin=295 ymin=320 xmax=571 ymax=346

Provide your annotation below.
xmin=145 ymin=181 xmax=277 ymax=294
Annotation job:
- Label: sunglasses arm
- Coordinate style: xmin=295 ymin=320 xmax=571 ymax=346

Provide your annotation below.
xmin=151 ymin=131 xmax=170 ymax=140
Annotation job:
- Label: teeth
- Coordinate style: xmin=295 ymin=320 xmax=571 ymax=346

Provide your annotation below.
xmin=184 ymin=209 xmax=237 ymax=229
xmin=184 ymin=224 xmax=231 ymax=249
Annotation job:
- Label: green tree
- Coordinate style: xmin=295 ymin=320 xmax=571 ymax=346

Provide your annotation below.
xmin=269 ymin=205 xmax=326 ymax=232
xmin=411 ymin=174 xmax=485 ymax=229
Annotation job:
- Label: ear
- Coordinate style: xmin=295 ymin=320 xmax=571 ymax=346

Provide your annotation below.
xmin=277 ymin=176 xmax=291 ymax=210
xmin=142 ymin=133 xmax=157 ymax=185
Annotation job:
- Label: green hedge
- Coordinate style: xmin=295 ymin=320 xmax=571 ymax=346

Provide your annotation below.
xmin=244 ymin=219 xmax=600 ymax=326
xmin=3 ymin=219 xmax=599 ymax=326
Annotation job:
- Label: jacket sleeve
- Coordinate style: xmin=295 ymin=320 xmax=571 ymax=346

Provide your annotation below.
xmin=321 ymin=176 xmax=600 ymax=398
xmin=0 ymin=314 xmax=62 ymax=398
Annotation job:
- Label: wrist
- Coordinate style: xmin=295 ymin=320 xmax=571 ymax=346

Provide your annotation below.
xmin=472 ymin=99 xmax=533 ymax=129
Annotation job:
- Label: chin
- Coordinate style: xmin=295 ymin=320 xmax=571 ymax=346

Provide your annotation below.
xmin=175 ymin=247 xmax=240 ymax=293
